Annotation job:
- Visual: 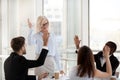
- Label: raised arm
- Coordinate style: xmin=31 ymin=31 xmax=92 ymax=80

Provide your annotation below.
xmin=27 ymin=18 xmax=36 ymax=45
xmin=25 ymin=31 xmax=49 ymax=68
xmin=74 ymin=35 xmax=80 ymax=49
xmin=74 ymin=35 xmax=81 ymax=53
xmin=103 ymin=45 xmax=112 ymax=75
xmin=27 ymin=18 xmax=33 ymax=28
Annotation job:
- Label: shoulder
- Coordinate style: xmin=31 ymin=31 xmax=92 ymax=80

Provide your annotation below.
xmin=4 ymin=52 xmax=26 ymax=65
xmin=97 ymin=51 xmax=103 ymax=55
xmin=11 ymin=52 xmax=26 ymax=62
xmin=69 ymin=66 xmax=78 ymax=76
xmin=71 ymin=66 xmax=78 ymax=71
xmin=69 ymin=66 xmax=94 ymax=80
xmin=110 ymin=55 xmax=119 ymax=63
xmin=69 ymin=66 xmax=78 ymax=79
xmin=94 ymin=51 xmax=103 ymax=57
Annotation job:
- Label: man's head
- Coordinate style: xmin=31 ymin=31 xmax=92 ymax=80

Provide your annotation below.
xmin=103 ymin=41 xmax=117 ymax=55
xmin=36 ymin=16 xmax=49 ymax=33
xmin=11 ymin=36 xmax=26 ymax=55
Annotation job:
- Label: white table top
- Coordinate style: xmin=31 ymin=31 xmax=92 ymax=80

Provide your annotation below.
xmin=42 ymin=75 xmax=69 ymax=80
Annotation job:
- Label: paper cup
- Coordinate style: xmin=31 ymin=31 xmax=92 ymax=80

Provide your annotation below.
xmin=54 ymin=72 xmax=59 ymax=79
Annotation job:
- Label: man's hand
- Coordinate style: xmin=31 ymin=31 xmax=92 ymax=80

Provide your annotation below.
xmin=38 ymin=72 xmax=49 ymax=80
xmin=103 ymin=45 xmax=110 ymax=58
xmin=74 ymin=35 xmax=81 ymax=49
xmin=27 ymin=18 xmax=33 ymax=28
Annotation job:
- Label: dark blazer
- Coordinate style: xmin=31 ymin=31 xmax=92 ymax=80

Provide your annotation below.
xmin=4 ymin=49 xmax=48 ymax=80
xmin=94 ymin=51 xmax=119 ymax=75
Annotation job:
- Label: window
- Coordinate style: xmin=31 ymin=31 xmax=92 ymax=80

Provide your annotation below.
xmin=1 ymin=0 xmax=82 ymax=77
xmin=43 ymin=0 xmax=81 ymax=74
xmin=43 ymin=0 xmax=64 ymax=49
xmin=90 ymin=0 xmax=120 ymax=55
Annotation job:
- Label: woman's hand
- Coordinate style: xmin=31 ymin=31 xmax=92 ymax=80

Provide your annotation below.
xmin=27 ymin=18 xmax=33 ymax=28
xmin=74 ymin=35 xmax=81 ymax=49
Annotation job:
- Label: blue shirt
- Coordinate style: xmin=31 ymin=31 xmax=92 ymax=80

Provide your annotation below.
xmin=28 ymin=29 xmax=62 ymax=70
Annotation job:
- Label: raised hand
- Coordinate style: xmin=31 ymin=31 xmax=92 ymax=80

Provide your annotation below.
xmin=74 ymin=35 xmax=81 ymax=49
xmin=38 ymin=72 xmax=49 ymax=80
xmin=103 ymin=45 xmax=110 ymax=58
xmin=27 ymin=18 xmax=33 ymax=28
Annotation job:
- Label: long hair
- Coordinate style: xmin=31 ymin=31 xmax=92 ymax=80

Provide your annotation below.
xmin=36 ymin=16 xmax=49 ymax=32
xmin=77 ymin=46 xmax=95 ymax=78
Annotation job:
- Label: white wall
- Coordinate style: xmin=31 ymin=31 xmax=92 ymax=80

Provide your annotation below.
xmin=66 ymin=0 xmax=82 ymax=47
xmin=6 ymin=0 xmax=39 ymax=59
xmin=1 ymin=0 xmax=8 ymax=55
xmin=0 ymin=1 xmax=2 ymax=80
xmin=0 ymin=0 xmax=2 ymax=55
xmin=1 ymin=0 xmax=8 ymax=79
xmin=81 ymin=0 xmax=89 ymax=46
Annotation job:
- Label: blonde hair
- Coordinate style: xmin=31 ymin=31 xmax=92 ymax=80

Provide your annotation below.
xmin=36 ymin=16 xmax=49 ymax=32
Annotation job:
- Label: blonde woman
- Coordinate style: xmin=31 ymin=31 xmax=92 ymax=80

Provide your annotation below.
xmin=27 ymin=16 xmax=64 ymax=77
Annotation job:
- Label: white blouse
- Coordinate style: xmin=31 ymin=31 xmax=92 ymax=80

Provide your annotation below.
xmin=28 ymin=29 xmax=62 ymax=70
xmin=69 ymin=66 xmax=109 ymax=80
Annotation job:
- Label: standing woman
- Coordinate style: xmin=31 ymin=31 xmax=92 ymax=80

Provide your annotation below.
xmin=27 ymin=16 xmax=64 ymax=76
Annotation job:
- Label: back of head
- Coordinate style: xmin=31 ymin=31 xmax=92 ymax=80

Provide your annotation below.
xmin=11 ymin=36 xmax=25 ymax=52
xmin=105 ymin=41 xmax=117 ymax=54
xmin=77 ymin=46 xmax=95 ymax=78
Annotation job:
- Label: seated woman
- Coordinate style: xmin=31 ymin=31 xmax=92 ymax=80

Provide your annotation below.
xmin=69 ymin=36 xmax=112 ymax=80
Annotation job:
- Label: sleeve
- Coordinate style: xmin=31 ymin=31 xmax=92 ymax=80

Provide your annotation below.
xmin=111 ymin=57 xmax=119 ymax=75
xmin=22 ymin=48 xmax=48 ymax=68
xmin=54 ymin=35 xmax=62 ymax=71
xmin=25 ymin=75 xmax=36 ymax=80
xmin=94 ymin=51 xmax=101 ymax=62
xmin=28 ymin=28 xmax=36 ymax=45
xmin=54 ymin=50 xmax=62 ymax=71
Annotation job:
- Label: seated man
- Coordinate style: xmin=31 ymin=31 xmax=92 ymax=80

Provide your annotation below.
xmin=74 ymin=35 xmax=119 ymax=76
xmin=94 ymin=41 xmax=119 ymax=75
xmin=4 ymin=34 xmax=49 ymax=80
